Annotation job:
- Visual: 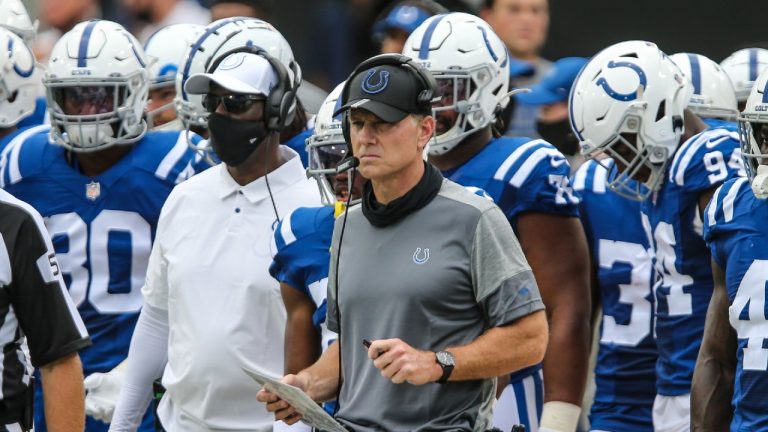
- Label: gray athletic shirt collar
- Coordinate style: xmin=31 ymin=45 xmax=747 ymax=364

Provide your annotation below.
xmin=327 ymin=179 xmax=544 ymax=432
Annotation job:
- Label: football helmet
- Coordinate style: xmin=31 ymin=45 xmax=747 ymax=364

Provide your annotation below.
xmin=569 ymin=41 xmax=691 ymax=201
xmin=670 ymin=53 xmax=738 ymax=120
xmin=306 ymin=82 xmax=348 ymax=206
xmin=402 ymin=12 xmax=509 ymax=156
xmin=0 ymin=0 xmax=38 ymax=44
xmin=144 ymin=23 xmax=203 ymax=130
xmin=176 ymin=17 xmax=302 ymax=163
xmin=721 ymin=48 xmax=768 ymax=103
xmin=737 ymin=67 xmax=768 ymax=198
xmin=45 ymin=20 xmax=149 ymax=152
xmin=0 ymin=28 xmax=39 ymax=127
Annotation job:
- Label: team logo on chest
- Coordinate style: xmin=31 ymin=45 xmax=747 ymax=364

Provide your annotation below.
xmin=85 ymin=181 xmax=101 ymax=201
xmin=413 ymin=247 xmax=430 ymax=265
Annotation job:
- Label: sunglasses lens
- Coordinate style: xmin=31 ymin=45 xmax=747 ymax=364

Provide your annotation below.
xmin=204 ymin=94 xmax=262 ymax=114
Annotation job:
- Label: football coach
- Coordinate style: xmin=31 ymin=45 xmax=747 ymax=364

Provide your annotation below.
xmin=257 ymin=53 xmax=549 ymax=431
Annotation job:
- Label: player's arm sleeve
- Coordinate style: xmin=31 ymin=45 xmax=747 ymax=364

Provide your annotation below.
xmin=269 ymin=216 xmax=308 ymax=294
xmin=9 ymin=208 xmax=90 ymax=368
xmin=109 ymin=303 xmax=169 ymax=432
xmin=471 ymin=206 xmax=545 ymax=327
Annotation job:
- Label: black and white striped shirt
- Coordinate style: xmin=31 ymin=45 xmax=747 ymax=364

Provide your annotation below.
xmin=0 ymin=189 xmax=89 ymax=421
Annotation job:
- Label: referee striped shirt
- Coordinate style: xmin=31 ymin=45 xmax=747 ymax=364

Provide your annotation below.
xmin=0 ymin=189 xmax=89 ymax=422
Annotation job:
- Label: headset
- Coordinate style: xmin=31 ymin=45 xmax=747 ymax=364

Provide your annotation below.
xmin=206 ymin=46 xmax=298 ymax=132
xmin=339 ymin=53 xmax=438 ymax=144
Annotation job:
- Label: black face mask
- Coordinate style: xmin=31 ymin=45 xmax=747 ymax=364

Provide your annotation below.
xmin=208 ymin=113 xmax=271 ymax=167
xmin=537 ymin=119 xmax=580 ymax=156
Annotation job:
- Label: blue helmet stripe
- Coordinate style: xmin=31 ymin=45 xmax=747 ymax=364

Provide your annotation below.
xmin=687 ymin=54 xmax=701 ymax=95
xmin=418 ymin=14 xmax=446 ymax=60
xmin=476 ymin=26 xmax=499 ymax=63
xmin=77 ymin=20 xmax=100 ymax=68
xmin=750 ymin=48 xmax=759 ymax=82
xmin=180 ymin=17 xmax=244 ymax=101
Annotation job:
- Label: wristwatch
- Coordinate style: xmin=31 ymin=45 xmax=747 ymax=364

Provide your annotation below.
xmin=435 ymin=351 xmax=455 ymax=383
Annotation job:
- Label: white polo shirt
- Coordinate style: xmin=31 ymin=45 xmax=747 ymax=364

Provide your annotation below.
xmin=143 ymin=147 xmax=321 ymax=431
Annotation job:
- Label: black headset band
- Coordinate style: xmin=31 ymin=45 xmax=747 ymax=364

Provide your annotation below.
xmin=340 ymin=53 xmax=437 ymax=113
xmin=206 ymin=46 xmax=296 ymax=131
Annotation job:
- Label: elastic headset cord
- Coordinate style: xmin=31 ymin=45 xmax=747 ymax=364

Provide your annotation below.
xmin=263 ymin=134 xmax=281 ymax=226
xmin=332 ymin=165 xmax=357 ymax=416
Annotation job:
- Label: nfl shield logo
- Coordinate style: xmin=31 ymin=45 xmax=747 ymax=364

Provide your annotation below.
xmin=85 ymin=181 xmax=101 ymax=201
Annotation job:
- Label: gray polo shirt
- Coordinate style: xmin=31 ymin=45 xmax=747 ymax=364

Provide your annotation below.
xmin=327 ymin=179 xmax=544 ymax=432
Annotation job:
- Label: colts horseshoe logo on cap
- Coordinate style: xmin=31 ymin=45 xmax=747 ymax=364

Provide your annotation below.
xmin=361 ymin=68 xmax=390 ymax=94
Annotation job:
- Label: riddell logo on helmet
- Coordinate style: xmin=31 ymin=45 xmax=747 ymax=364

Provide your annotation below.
xmin=755 ymin=105 xmax=768 ymax=112
xmin=71 ymin=69 xmax=92 ymax=76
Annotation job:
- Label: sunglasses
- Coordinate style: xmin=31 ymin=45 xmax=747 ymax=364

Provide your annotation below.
xmin=203 ymin=93 xmax=265 ymax=114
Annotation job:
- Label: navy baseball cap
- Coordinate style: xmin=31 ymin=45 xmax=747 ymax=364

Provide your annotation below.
xmin=372 ymin=5 xmax=433 ymax=39
xmin=334 ymin=64 xmax=432 ymax=123
xmin=516 ymin=57 xmax=588 ymax=106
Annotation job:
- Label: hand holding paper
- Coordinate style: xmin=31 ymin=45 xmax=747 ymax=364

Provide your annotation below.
xmin=248 ymin=367 xmax=347 ymax=432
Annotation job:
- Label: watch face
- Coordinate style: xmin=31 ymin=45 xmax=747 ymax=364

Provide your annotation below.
xmin=437 ymin=351 xmax=455 ymax=367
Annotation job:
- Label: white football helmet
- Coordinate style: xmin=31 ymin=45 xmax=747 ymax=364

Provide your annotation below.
xmin=0 ymin=28 xmax=39 ymax=127
xmin=45 ymin=20 xmax=149 ymax=152
xmin=176 ymin=17 xmax=302 ymax=163
xmin=306 ymin=82 xmax=348 ymax=206
xmin=721 ymin=48 xmax=768 ymax=103
xmin=144 ymin=23 xmax=204 ymax=130
xmin=569 ymin=41 xmax=691 ymax=201
xmin=402 ymin=12 xmax=509 ymax=156
xmin=737 ymin=67 xmax=768 ymax=198
xmin=670 ymin=53 xmax=738 ymax=120
xmin=0 ymin=0 xmax=38 ymax=44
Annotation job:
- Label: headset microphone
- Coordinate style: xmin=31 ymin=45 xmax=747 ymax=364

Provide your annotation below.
xmin=336 ymin=156 xmax=360 ymax=173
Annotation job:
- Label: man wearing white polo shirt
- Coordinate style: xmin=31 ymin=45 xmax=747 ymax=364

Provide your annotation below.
xmin=109 ymin=49 xmax=321 ymax=431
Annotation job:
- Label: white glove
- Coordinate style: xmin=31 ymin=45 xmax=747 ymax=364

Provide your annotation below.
xmin=85 ymin=364 xmax=126 ymax=423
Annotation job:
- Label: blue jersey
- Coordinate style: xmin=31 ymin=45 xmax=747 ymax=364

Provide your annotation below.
xmin=0 ymin=124 xmax=50 ymax=154
xmin=1 ymin=130 xmax=204 ymax=431
xmin=16 ymin=96 xmax=48 ymax=129
xmin=270 ymin=205 xmax=337 ymax=349
xmin=573 ymin=159 xmax=656 ymax=431
xmin=282 ymin=128 xmax=312 ymax=168
xmin=644 ymin=126 xmax=745 ymax=395
xmin=704 ymin=177 xmax=768 ymax=432
xmin=443 ymin=136 xmax=579 ymax=227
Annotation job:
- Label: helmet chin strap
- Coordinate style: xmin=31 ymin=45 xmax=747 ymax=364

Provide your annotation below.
xmin=752 ymin=164 xmax=768 ymax=199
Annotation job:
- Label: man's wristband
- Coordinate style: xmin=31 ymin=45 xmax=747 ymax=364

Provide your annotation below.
xmin=539 ymin=401 xmax=581 ymax=432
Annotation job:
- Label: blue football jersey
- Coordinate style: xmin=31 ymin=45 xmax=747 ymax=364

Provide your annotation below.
xmin=1 ymin=130 xmax=204 ymax=432
xmin=442 ymin=136 xmax=580 ymax=229
xmin=644 ymin=126 xmax=746 ymax=395
xmin=573 ymin=159 xmax=656 ymax=431
xmin=0 ymin=124 xmax=50 ymax=154
xmin=704 ymin=177 xmax=768 ymax=432
xmin=16 ymin=96 xmax=48 ymax=129
xmin=282 ymin=128 xmax=312 ymax=168
xmin=270 ymin=205 xmax=337 ymax=349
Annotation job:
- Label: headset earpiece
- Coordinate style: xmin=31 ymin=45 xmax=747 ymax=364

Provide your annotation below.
xmin=206 ymin=46 xmax=297 ymax=132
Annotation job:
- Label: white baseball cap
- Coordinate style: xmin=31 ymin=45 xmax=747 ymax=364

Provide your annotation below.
xmin=185 ymin=52 xmax=278 ymax=96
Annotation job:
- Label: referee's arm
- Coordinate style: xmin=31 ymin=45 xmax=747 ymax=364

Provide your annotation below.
xmin=9 ymin=206 xmax=90 ymax=431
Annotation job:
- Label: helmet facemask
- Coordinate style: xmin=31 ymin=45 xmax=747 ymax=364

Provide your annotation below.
xmin=306 ymin=132 xmax=350 ymax=207
xmin=588 ymin=104 xmax=668 ymax=201
xmin=738 ymin=115 xmax=768 ymax=198
xmin=428 ymin=63 xmax=500 ymax=156
xmin=47 ymin=72 xmax=148 ymax=152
